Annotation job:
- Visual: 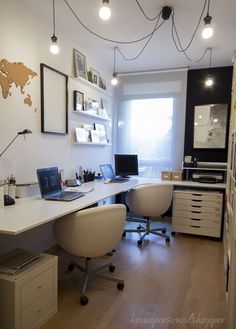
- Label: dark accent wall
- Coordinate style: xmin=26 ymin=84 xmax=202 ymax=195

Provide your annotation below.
xmin=184 ymin=66 xmax=233 ymax=162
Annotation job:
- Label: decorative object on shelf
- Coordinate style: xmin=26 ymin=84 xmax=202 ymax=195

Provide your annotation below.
xmin=75 ymin=127 xmax=88 ymax=143
xmin=73 ymin=90 xmax=84 ymax=111
xmin=90 ymin=130 xmax=100 ymax=143
xmin=0 ymin=129 xmax=32 ymax=158
xmin=99 ymin=76 xmax=106 ymax=90
xmin=40 ymin=63 xmax=68 ymax=135
xmin=193 ymin=104 xmax=228 ymax=149
xmin=90 ymin=68 xmax=100 ymax=86
xmin=94 ymin=123 xmax=107 ymax=143
xmin=73 ymin=49 xmax=88 ymax=80
xmin=87 ymin=70 xmax=93 ymax=82
xmin=92 ymin=99 xmax=99 ymax=114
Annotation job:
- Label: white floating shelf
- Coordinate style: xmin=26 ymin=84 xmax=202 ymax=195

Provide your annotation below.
xmin=73 ymin=110 xmax=112 ymax=121
xmin=70 ymin=76 xmax=112 ymax=97
xmin=73 ymin=142 xmax=112 ymax=146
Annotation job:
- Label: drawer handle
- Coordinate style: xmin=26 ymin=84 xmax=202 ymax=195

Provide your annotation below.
xmin=190 ymin=225 xmax=201 ymax=228
xmin=192 ymin=194 xmax=202 ymax=196
xmin=191 ymin=211 xmax=201 ymax=214
xmin=190 ymin=218 xmax=201 ymax=221
xmin=192 ymin=205 xmax=201 ymax=208
xmin=192 ymin=199 xmax=202 ymax=202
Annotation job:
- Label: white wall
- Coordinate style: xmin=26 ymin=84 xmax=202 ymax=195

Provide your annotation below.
xmin=0 ymin=1 xmax=113 ymax=253
xmin=0 ymin=0 xmax=113 ymax=183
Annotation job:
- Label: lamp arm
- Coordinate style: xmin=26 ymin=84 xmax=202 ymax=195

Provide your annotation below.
xmin=0 ymin=134 xmax=19 ymax=158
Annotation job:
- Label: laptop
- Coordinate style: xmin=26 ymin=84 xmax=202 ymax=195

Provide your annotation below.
xmin=100 ymin=164 xmax=129 ymax=183
xmin=36 ymin=167 xmax=85 ymax=201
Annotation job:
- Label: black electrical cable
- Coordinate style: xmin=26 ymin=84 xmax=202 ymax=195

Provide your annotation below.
xmin=52 ymin=0 xmax=56 ymax=35
xmin=135 ymin=0 xmax=161 ymax=21
xmin=64 ymin=0 xmax=163 ymax=45
xmin=171 ymin=0 xmax=207 ymax=53
xmin=116 ymin=14 xmax=164 ymax=61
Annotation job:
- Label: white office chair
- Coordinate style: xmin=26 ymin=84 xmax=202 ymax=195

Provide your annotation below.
xmin=54 ymin=204 xmax=126 ymax=305
xmin=123 ymin=183 xmax=173 ymax=246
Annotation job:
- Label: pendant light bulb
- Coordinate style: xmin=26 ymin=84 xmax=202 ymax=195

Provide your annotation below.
xmin=99 ymin=0 xmax=111 ymax=20
xmin=111 ymin=73 xmax=118 ymax=86
xmin=205 ymin=76 xmax=214 ymax=87
xmin=50 ymin=35 xmax=59 ymax=54
xmin=202 ymin=14 xmax=213 ymax=39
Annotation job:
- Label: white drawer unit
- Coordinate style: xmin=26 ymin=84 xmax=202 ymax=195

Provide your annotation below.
xmin=172 ymin=189 xmax=223 ymax=238
xmin=0 ymin=253 xmax=58 ymax=329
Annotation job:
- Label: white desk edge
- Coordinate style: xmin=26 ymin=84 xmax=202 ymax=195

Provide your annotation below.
xmin=0 ymin=178 xmax=226 ymax=235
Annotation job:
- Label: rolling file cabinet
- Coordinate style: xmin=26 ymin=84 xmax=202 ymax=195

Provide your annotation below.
xmin=0 ymin=253 xmax=58 ymax=329
xmin=172 ymin=189 xmax=223 ymax=238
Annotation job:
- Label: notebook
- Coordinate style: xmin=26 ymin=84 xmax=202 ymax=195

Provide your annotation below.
xmin=100 ymin=164 xmax=129 ymax=183
xmin=36 ymin=167 xmax=85 ymax=201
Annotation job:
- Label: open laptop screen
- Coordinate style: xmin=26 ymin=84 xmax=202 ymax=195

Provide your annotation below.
xmin=100 ymin=164 xmax=116 ymax=180
xmin=37 ymin=167 xmax=61 ymax=197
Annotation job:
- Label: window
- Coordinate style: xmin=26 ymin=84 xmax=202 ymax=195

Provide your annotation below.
xmin=115 ymin=70 xmax=187 ymax=177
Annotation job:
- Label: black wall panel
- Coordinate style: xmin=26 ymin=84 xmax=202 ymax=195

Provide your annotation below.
xmin=184 ymin=66 xmax=233 ymax=162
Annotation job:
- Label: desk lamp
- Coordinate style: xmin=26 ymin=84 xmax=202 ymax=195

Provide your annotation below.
xmin=0 ymin=129 xmax=32 ymax=158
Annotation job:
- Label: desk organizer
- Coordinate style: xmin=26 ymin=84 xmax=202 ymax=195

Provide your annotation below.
xmin=83 ymin=173 xmax=95 ymax=183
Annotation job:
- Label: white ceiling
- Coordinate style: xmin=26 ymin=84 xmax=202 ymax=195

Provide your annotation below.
xmin=24 ymin=0 xmax=236 ymax=73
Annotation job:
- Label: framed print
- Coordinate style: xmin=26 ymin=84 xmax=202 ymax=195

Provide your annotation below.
xmin=99 ymin=76 xmax=106 ymax=90
xmin=90 ymin=68 xmax=100 ymax=86
xmin=73 ymin=90 xmax=84 ymax=111
xmin=40 ymin=63 xmax=68 ymax=135
xmin=193 ymin=104 xmax=228 ymax=149
xmin=73 ymin=49 xmax=88 ymax=79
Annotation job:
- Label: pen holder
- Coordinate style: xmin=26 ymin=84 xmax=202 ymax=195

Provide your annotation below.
xmin=83 ymin=173 xmax=95 ymax=183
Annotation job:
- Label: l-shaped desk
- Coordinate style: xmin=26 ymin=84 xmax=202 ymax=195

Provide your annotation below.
xmin=0 ymin=178 xmax=226 ymax=236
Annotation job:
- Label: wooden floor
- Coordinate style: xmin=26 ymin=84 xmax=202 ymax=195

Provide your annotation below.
xmin=42 ymin=221 xmax=227 ymax=329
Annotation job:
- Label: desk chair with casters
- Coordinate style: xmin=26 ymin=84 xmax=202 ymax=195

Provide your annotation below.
xmin=123 ymin=183 xmax=173 ymax=246
xmin=53 ymin=204 xmax=126 ymax=305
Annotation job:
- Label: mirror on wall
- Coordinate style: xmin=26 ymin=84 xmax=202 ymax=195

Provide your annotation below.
xmin=193 ymin=104 xmax=228 ymax=149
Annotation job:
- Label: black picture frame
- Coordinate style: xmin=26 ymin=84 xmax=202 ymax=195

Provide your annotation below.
xmin=73 ymin=90 xmax=84 ymax=111
xmin=40 ymin=63 xmax=68 ymax=135
xmin=193 ymin=103 xmax=228 ymax=149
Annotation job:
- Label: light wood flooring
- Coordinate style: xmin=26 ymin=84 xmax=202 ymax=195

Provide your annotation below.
xmin=42 ymin=221 xmax=227 ymax=329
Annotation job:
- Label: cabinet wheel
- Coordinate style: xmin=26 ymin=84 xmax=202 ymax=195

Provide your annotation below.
xmin=137 ymin=225 xmax=142 ymax=230
xmin=117 ymin=283 xmax=124 ymax=290
xmin=80 ymin=295 xmax=88 ymax=305
xmin=109 ymin=265 xmax=116 ymax=272
xmin=137 ymin=239 xmax=142 ymax=246
xmin=68 ymin=264 xmax=75 ymax=272
xmin=166 ymin=237 xmax=170 ymax=244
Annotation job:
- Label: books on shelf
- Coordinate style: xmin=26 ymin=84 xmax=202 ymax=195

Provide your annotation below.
xmin=0 ymin=249 xmax=40 ymax=275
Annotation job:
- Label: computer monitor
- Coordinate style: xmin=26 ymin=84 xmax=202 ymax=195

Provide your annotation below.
xmin=114 ymin=154 xmax=139 ymax=177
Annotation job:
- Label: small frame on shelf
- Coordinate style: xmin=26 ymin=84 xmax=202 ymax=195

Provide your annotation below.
xmin=40 ymin=63 xmax=68 ymax=135
xmin=90 ymin=68 xmax=100 ymax=86
xmin=73 ymin=49 xmax=88 ymax=80
xmin=73 ymin=90 xmax=84 ymax=111
xmin=99 ymin=76 xmax=106 ymax=90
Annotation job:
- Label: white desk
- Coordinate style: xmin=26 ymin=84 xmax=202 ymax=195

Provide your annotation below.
xmin=0 ymin=178 xmax=226 ymax=235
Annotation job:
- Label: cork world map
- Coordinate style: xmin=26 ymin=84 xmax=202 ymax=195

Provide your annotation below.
xmin=0 ymin=59 xmax=37 ymax=108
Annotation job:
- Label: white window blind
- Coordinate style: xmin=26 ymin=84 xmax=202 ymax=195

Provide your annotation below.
xmin=115 ymin=70 xmax=187 ymax=178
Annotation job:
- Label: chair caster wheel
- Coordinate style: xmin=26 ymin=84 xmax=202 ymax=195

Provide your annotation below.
xmin=171 ymin=231 xmax=176 ymax=236
xmin=80 ymin=296 xmax=88 ymax=305
xmin=109 ymin=265 xmax=116 ymax=272
xmin=122 ymin=232 xmax=126 ymax=238
xmin=137 ymin=225 xmax=142 ymax=230
xmin=162 ymin=229 xmax=166 ymax=234
xmin=137 ymin=239 xmax=142 ymax=246
xmin=166 ymin=238 xmax=170 ymax=243
xmin=117 ymin=283 xmax=124 ymax=290
xmin=68 ymin=264 xmax=75 ymax=272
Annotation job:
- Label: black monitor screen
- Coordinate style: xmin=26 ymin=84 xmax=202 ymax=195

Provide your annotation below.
xmin=115 ymin=154 xmax=139 ymax=177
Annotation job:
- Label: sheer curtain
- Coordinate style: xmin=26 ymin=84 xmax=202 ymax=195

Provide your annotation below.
xmin=114 ymin=69 xmax=188 ymax=178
